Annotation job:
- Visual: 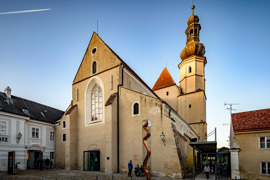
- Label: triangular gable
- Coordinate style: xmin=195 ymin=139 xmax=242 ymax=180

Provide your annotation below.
xmin=152 ymin=67 xmax=176 ymax=91
xmin=73 ymin=32 xmax=122 ymax=84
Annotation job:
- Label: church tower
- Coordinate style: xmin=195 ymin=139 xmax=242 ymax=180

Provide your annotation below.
xmin=178 ymin=5 xmax=207 ymax=141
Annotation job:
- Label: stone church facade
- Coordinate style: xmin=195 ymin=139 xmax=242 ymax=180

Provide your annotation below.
xmin=55 ymin=6 xmax=207 ymax=178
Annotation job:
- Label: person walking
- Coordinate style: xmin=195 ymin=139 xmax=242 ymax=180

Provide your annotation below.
xmin=128 ymin=160 xmax=133 ymax=177
xmin=204 ymin=163 xmax=210 ymax=179
xmin=45 ymin=158 xmax=50 ymax=170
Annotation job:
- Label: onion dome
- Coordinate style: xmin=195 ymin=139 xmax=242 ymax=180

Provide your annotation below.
xmin=180 ymin=5 xmax=206 ymax=61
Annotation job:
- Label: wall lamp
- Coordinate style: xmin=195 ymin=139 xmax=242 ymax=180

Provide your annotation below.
xmin=160 ymin=132 xmax=165 ymax=145
xmin=17 ymin=132 xmax=22 ymax=143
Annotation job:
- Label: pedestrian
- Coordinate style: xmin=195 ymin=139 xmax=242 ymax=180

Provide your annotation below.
xmin=49 ymin=159 xmax=53 ymax=169
xmin=204 ymin=163 xmax=210 ymax=179
xmin=128 ymin=160 xmax=133 ymax=177
xmin=45 ymin=158 xmax=50 ymax=170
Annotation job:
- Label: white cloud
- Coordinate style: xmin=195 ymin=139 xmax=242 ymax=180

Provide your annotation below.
xmin=0 ymin=8 xmax=51 ymax=15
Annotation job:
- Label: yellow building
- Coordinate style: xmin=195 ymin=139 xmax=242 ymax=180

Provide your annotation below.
xmin=231 ymin=108 xmax=270 ymax=179
xmin=55 ymin=5 xmax=207 ymax=178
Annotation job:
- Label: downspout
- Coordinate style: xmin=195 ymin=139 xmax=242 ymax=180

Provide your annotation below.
xmin=117 ymin=63 xmax=124 ymax=173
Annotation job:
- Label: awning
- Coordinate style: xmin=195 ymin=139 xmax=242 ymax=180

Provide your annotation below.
xmin=189 ymin=141 xmax=217 ymax=153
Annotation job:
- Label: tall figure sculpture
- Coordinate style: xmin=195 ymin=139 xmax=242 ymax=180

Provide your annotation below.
xmin=142 ymin=121 xmax=151 ymax=180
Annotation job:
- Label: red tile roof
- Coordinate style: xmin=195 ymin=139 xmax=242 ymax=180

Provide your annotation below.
xmin=152 ymin=67 xmax=176 ymax=91
xmin=232 ymin=108 xmax=270 ymax=132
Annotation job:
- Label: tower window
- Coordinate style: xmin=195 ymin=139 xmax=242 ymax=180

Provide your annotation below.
xmin=190 ymin=29 xmax=193 ymax=35
xmin=166 ymin=91 xmax=169 ymax=96
xmin=133 ymin=103 xmax=139 ymax=115
xmin=92 ymin=61 xmax=97 ymax=74
xmin=189 ymin=66 xmax=192 ymax=73
xmin=195 ymin=28 xmax=198 ymax=35
xmin=189 ymin=104 xmax=191 ymax=108
xmin=92 ymin=48 xmax=96 ymax=54
xmin=63 ymin=121 xmax=66 ymax=128
xmin=63 ymin=134 xmax=66 ymax=142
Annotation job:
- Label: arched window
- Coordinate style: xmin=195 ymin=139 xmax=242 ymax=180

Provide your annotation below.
xmin=133 ymin=103 xmax=139 ymax=115
xmin=92 ymin=61 xmax=97 ymax=74
xmin=63 ymin=121 xmax=66 ymax=128
xmin=190 ymin=29 xmax=193 ymax=35
xmin=91 ymin=84 xmax=103 ymax=121
xmin=189 ymin=66 xmax=192 ymax=73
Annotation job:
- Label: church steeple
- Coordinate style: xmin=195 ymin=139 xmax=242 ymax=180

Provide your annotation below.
xmin=180 ymin=5 xmax=205 ymax=61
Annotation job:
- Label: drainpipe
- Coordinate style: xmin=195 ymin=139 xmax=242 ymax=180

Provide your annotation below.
xmin=117 ymin=63 xmax=124 ymax=173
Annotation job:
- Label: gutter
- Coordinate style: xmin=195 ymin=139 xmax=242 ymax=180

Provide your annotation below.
xmin=117 ymin=63 xmax=124 ymax=173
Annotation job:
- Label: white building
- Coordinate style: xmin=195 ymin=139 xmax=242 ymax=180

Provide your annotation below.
xmin=0 ymin=86 xmax=63 ymax=171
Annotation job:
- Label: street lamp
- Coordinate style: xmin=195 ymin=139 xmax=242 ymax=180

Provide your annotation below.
xmin=17 ymin=132 xmax=22 ymax=143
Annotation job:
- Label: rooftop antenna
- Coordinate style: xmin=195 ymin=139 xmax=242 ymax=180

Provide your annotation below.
xmin=224 ymin=103 xmax=239 ymax=115
xmin=97 ymin=19 xmax=98 ymax=34
xmin=224 ymin=103 xmax=239 ymax=148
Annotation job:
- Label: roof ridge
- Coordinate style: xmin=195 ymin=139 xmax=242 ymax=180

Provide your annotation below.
xmin=0 ymin=91 xmax=64 ymax=112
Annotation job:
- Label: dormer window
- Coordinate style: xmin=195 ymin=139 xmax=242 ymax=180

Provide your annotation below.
xmin=92 ymin=61 xmax=97 ymax=74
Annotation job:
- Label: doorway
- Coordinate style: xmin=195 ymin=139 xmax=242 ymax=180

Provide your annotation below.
xmin=28 ymin=150 xmax=43 ymax=169
xmin=83 ymin=150 xmax=100 ymax=171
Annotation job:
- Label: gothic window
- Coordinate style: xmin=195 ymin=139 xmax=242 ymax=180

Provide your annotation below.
xmin=133 ymin=103 xmax=139 ymax=115
xmin=92 ymin=61 xmax=97 ymax=74
xmin=91 ymin=84 xmax=103 ymax=121
xmin=189 ymin=66 xmax=192 ymax=73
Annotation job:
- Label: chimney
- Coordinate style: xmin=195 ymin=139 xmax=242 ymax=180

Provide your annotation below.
xmin=4 ymin=86 xmax=11 ymax=99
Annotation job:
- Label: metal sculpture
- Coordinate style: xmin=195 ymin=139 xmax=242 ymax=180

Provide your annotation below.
xmin=142 ymin=121 xmax=151 ymax=180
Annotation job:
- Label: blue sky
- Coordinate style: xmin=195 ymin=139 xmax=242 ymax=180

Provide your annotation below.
xmin=1 ymin=0 xmax=270 ymax=147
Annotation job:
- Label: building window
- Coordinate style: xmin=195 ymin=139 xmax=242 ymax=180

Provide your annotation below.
xmin=63 ymin=121 xmax=66 ymax=128
xmin=32 ymin=128 xmax=39 ymax=139
xmin=92 ymin=61 xmax=97 ymax=74
xmin=0 ymin=121 xmax=7 ymax=135
xmin=261 ymin=162 xmax=270 ymax=175
xmin=50 ymin=131 xmax=54 ymax=141
xmin=76 ymin=88 xmax=79 ymax=102
xmin=92 ymin=48 xmax=97 ymax=54
xmin=166 ymin=91 xmax=169 ymax=96
xmin=189 ymin=66 xmax=192 ymax=73
xmin=133 ymin=103 xmax=139 ymax=115
xmin=260 ymin=137 xmax=270 ymax=149
xmin=190 ymin=29 xmax=193 ymax=35
xmin=63 ymin=134 xmax=66 ymax=142
xmin=189 ymin=104 xmax=191 ymax=108
xmin=50 ymin=152 xmax=54 ymax=160
xmin=91 ymin=84 xmax=103 ymax=121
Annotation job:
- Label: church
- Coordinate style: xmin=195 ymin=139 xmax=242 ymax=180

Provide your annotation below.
xmin=55 ymin=5 xmax=207 ymax=178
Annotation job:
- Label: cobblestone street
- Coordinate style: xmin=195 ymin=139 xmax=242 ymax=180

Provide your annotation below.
xmin=0 ymin=169 xmax=232 ymax=180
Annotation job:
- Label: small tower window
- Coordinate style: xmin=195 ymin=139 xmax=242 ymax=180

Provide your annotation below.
xmin=189 ymin=66 xmax=192 ymax=73
xmin=92 ymin=48 xmax=97 ymax=54
xmin=195 ymin=28 xmax=198 ymax=35
xmin=63 ymin=121 xmax=66 ymax=128
xmin=133 ymin=103 xmax=139 ymax=115
xmin=189 ymin=104 xmax=191 ymax=108
xmin=92 ymin=61 xmax=97 ymax=74
xmin=166 ymin=91 xmax=169 ymax=96
xmin=190 ymin=29 xmax=193 ymax=35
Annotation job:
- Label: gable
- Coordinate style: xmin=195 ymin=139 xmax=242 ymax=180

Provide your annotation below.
xmin=73 ymin=32 xmax=122 ymax=84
